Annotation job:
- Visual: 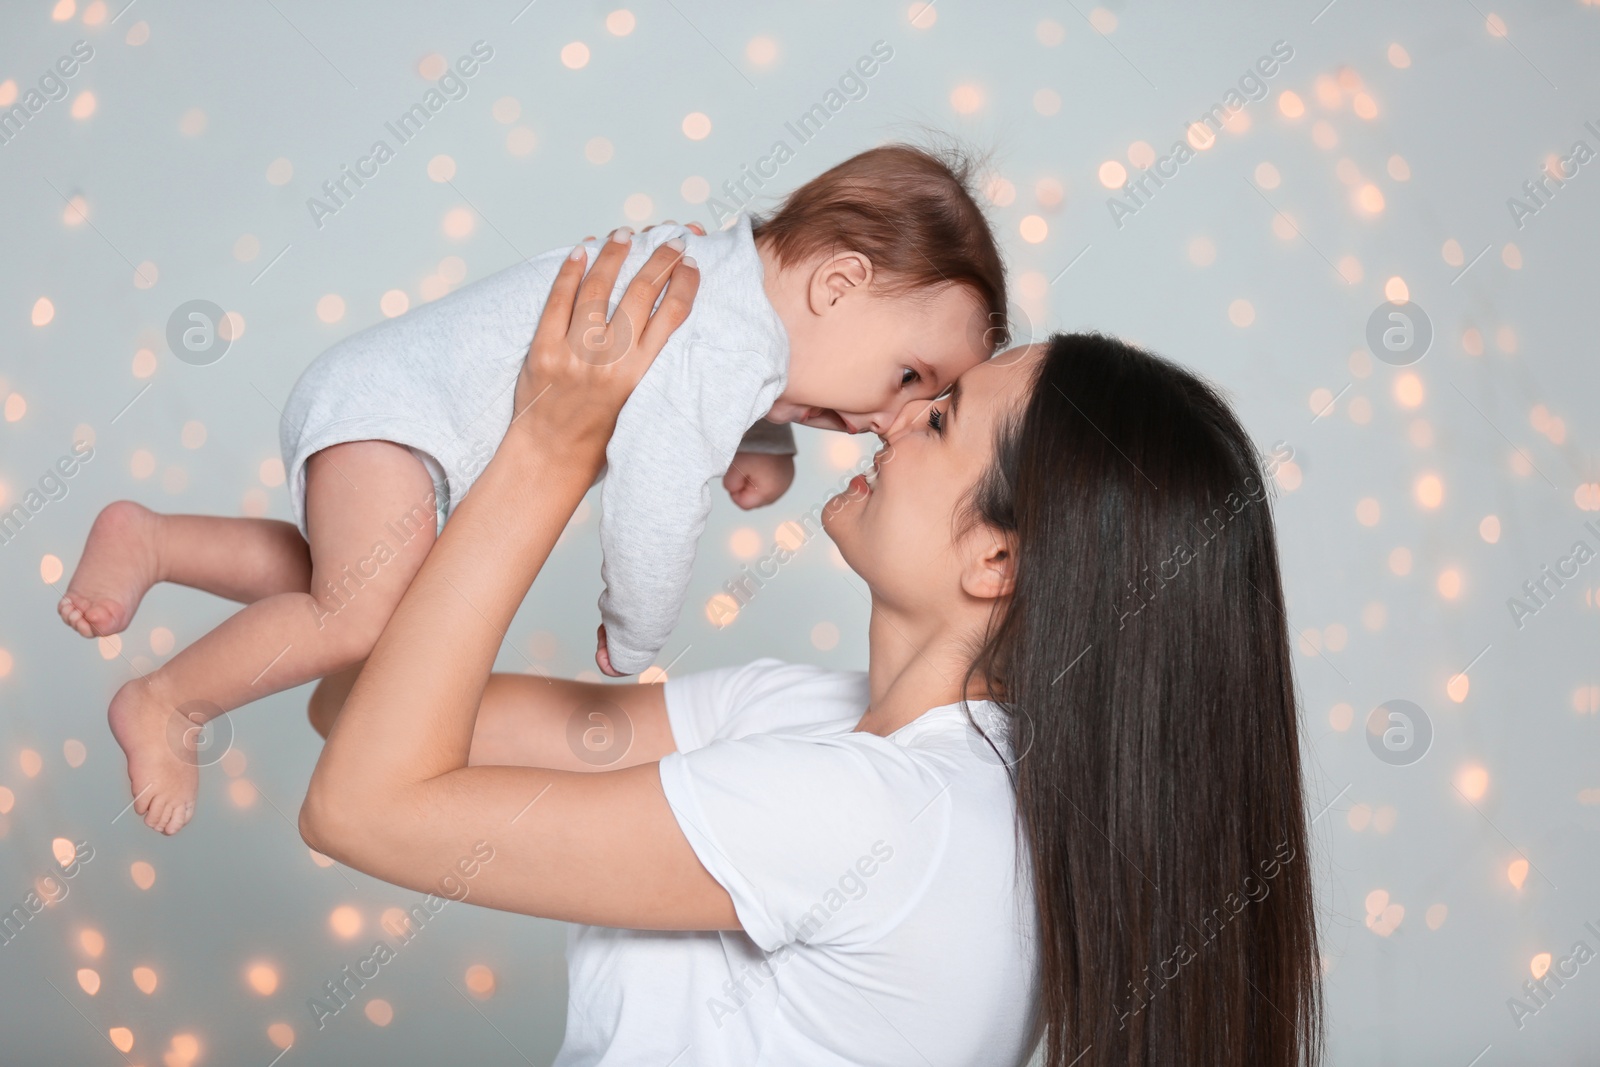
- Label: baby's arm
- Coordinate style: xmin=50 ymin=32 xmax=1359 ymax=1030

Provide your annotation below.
xmin=723 ymin=418 xmax=796 ymax=509
xmin=597 ymin=343 xmax=781 ymax=675
xmin=723 ymin=452 xmax=794 ymax=509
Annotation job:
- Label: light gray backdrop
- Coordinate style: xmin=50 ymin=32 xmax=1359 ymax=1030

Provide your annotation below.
xmin=1 ymin=1 xmax=1596 ymax=1064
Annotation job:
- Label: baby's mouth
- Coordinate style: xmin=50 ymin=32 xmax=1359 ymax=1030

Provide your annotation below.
xmin=801 ymin=408 xmax=851 ymax=433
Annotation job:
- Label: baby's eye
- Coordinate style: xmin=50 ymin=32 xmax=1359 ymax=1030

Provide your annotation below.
xmin=900 ymin=367 xmax=920 ymax=387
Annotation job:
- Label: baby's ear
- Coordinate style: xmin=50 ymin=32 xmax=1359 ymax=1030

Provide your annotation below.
xmin=812 ymin=251 xmax=872 ymax=311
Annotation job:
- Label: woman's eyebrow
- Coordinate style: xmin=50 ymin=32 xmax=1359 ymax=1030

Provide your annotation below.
xmin=946 ymin=378 xmax=963 ymax=420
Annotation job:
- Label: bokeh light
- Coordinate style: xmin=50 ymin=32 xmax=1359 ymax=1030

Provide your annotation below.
xmin=246 ymin=962 xmax=279 ymax=995
xmin=465 ymin=964 xmax=496 ymax=997
xmin=681 ymin=112 xmax=712 ymax=140
xmin=330 ymin=905 xmax=362 ymax=938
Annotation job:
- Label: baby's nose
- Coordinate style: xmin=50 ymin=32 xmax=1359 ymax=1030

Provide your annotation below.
xmin=882 ymin=401 xmax=922 ymax=440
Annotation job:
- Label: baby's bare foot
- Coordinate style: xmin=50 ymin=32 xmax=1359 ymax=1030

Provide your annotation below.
xmin=59 ymin=501 xmax=163 ymax=639
xmin=108 ymin=679 xmax=202 ymax=835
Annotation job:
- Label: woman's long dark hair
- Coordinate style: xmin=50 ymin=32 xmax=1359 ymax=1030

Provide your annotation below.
xmin=963 ymin=333 xmax=1322 ymax=1066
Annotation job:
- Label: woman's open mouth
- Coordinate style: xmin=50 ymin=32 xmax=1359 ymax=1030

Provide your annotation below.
xmin=849 ymin=461 xmax=880 ymax=497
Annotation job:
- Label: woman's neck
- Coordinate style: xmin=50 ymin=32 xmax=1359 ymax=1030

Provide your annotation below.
xmin=854 ymin=598 xmax=989 ymax=737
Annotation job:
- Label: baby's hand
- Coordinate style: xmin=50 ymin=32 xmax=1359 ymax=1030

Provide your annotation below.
xmin=595 ymin=623 xmax=625 ymax=677
xmin=723 ymin=452 xmax=795 ymax=510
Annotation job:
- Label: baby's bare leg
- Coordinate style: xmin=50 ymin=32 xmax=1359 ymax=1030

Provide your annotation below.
xmin=58 ymin=505 xmax=312 ymax=637
xmin=163 ymin=515 xmax=313 ymax=603
xmin=111 ymin=441 xmax=438 ymax=835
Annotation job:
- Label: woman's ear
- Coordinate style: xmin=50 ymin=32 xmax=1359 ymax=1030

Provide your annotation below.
xmin=959 ymin=529 xmax=1017 ymax=601
xmin=808 ymin=251 xmax=873 ymax=313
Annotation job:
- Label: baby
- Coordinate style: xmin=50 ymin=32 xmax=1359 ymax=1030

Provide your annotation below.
xmin=57 ymin=144 xmax=1009 ymax=834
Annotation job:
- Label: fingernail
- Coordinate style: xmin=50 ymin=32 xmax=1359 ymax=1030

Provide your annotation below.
xmin=609 ymin=226 xmax=633 ymax=244
xmin=682 ymin=254 xmax=698 ymax=268
xmin=568 ymin=245 xmax=586 ymax=261
xmin=666 ymin=237 xmax=686 ymax=251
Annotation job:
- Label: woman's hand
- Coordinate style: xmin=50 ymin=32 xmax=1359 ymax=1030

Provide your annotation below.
xmin=507 ymin=227 xmax=699 ymax=460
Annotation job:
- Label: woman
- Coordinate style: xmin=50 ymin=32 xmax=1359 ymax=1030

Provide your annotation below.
xmin=301 ymin=234 xmax=1323 ymax=1065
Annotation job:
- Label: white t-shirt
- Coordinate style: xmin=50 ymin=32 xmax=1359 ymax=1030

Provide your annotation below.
xmin=552 ymin=658 xmax=1041 ymax=1067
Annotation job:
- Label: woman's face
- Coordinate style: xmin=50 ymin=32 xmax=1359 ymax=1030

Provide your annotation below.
xmin=823 ymin=344 xmax=1043 ymax=608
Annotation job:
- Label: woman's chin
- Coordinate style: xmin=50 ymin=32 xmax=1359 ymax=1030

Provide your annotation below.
xmin=826 ymin=534 xmax=864 ymax=581
xmin=820 ymin=490 xmax=863 ymax=553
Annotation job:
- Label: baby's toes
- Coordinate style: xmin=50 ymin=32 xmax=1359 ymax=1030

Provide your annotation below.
xmin=83 ymin=603 xmax=118 ymax=636
xmin=57 ymin=596 xmax=87 ymax=633
xmin=144 ymin=796 xmax=170 ymax=831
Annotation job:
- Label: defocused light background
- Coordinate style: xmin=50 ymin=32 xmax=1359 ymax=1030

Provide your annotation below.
xmin=2 ymin=1 xmax=1598 ymax=1063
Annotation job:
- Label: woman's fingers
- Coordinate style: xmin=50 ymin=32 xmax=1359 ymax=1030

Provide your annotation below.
xmin=536 ymin=227 xmax=696 ymax=381
xmin=613 ymin=241 xmax=687 ymax=340
xmin=565 ymin=228 xmax=637 ymax=362
xmin=636 ymin=255 xmax=699 ymax=361
xmin=532 ymin=244 xmax=590 ymax=351
xmin=575 ymin=228 xmax=633 ymax=315
xmin=640 ymin=220 xmax=704 ymax=236
xmin=506 ymin=230 xmax=698 ymax=449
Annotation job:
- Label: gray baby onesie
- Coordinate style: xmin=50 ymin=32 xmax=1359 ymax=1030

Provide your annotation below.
xmin=279 ymin=216 xmax=792 ymax=674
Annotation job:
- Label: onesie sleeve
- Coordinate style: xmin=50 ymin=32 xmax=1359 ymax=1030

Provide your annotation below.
xmin=734 ymin=418 xmax=797 ymax=455
xmin=597 ymin=340 xmax=784 ymax=674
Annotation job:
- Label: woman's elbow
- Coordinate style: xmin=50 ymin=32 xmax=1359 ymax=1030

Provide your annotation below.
xmin=298 ymin=774 xmax=368 ymax=860
xmin=297 ymin=782 xmax=341 ymax=856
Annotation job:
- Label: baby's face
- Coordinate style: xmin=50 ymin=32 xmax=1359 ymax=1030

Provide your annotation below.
xmin=769 ymin=284 xmax=991 ymax=436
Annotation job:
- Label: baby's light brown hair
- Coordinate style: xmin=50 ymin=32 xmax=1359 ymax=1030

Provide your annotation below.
xmin=750 ymin=144 xmax=1010 ymax=350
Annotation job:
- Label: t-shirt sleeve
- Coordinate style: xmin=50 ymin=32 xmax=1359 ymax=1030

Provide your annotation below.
xmin=661 ymin=657 xmax=788 ymax=753
xmin=662 ymin=659 xmax=870 ymax=753
xmin=657 ymin=733 xmax=951 ymax=953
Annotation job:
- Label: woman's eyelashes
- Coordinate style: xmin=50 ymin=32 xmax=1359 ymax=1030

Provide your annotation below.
xmin=923 ymin=381 xmax=954 ymax=435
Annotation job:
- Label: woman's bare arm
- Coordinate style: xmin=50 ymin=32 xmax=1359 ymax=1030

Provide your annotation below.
xmin=467 ymin=676 xmax=673 ymax=771
xmin=299 ymin=234 xmax=738 ymax=932
xmin=310 ymin=667 xmax=674 ymax=773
